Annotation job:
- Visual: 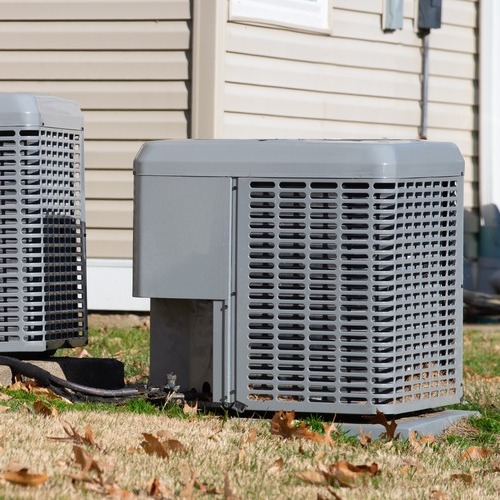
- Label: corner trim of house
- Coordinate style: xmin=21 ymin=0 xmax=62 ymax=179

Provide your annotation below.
xmin=479 ymin=0 xmax=500 ymax=212
xmin=86 ymin=259 xmax=150 ymax=312
xmin=191 ymin=0 xmax=227 ymax=138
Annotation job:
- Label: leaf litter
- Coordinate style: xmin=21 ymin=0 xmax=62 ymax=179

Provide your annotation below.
xmin=0 ymin=468 xmax=48 ymax=487
xmin=270 ymin=410 xmax=337 ymax=443
xmin=48 ymin=420 xmax=100 ymax=448
xmin=140 ymin=430 xmax=186 ymax=459
xmin=298 ymin=460 xmax=379 ymax=488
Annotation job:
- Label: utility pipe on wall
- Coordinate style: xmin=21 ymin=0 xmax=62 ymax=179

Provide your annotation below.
xmin=419 ymin=29 xmax=430 ymax=140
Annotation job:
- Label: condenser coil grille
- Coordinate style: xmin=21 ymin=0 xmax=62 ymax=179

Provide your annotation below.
xmin=235 ymin=177 xmax=461 ymax=413
xmin=134 ymin=139 xmax=464 ymax=416
xmin=0 ymin=94 xmax=86 ymax=352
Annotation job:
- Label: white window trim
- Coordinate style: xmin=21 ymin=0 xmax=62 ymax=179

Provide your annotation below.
xmin=229 ymin=0 xmax=332 ymax=34
xmin=480 ymin=0 xmax=500 ymax=213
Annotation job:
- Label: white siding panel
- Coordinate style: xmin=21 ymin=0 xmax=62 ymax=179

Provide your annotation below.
xmin=431 ymin=50 xmax=476 ymax=80
xmin=0 ymin=51 xmax=188 ymax=81
xmin=226 ymin=23 xmax=421 ymax=73
xmin=428 ymin=103 xmax=475 ymax=131
xmin=84 ymin=111 xmax=188 ymax=140
xmin=332 ymin=9 xmax=418 ymax=46
xmin=431 ymin=24 xmax=476 ymax=54
xmin=428 ymin=76 xmax=476 ymax=106
xmin=225 ymin=83 xmax=420 ymax=126
xmin=463 ymin=181 xmax=478 ymax=209
xmin=0 ymin=21 xmax=190 ymax=50
xmin=0 ymin=81 xmax=188 ymax=110
xmin=1 ymin=0 xmax=190 ymax=20
xmin=86 ymin=170 xmax=133 ymax=200
xmin=87 ymin=200 xmax=133 ymax=229
xmin=442 ymin=0 xmax=477 ymax=27
xmin=426 ymin=128 xmax=476 ymax=159
xmin=85 ymin=141 xmax=144 ymax=170
xmin=226 ymin=52 xmax=419 ymax=99
xmin=223 ymin=113 xmax=418 ymax=139
xmin=332 ymin=0 xmax=383 ymax=14
xmin=87 ymin=229 xmax=132 ymax=259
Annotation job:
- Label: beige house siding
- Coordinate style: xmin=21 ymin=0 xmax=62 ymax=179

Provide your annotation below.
xmin=223 ymin=0 xmax=478 ymax=215
xmin=0 ymin=0 xmax=192 ymax=259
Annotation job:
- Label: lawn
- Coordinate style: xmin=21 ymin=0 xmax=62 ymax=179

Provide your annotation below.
xmin=0 ymin=320 xmax=497 ymax=499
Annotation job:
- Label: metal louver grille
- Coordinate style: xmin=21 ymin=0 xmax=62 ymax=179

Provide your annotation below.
xmin=236 ymin=177 xmax=462 ymax=414
xmin=0 ymin=127 xmax=86 ymax=351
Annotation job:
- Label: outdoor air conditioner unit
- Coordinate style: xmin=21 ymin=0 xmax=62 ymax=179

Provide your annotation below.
xmin=133 ymin=139 xmax=464 ymax=416
xmin=0 ymin=93 xmax=87 ymax=353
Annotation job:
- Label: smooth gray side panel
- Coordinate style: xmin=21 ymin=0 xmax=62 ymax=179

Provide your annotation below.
xmin=134 ymin=176 xmax=231 ymax=299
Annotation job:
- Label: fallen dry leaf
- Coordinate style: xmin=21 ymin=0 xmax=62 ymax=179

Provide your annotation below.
xmin=365 ymin=409 xmax=398 ymax=440
xmin=141 ymin=431 xmax=186 ymax=459
xmin=270 ymin=411 xmax=295 ymax=439
xmin=296 ymin=469 xmax=328 ymax=485
xmin=0 ymin=393 xmax=12 ymax=400
xmin=141 ymin=433 xmax=169 ymax=459
xmin=328 ymin=460 xmax=379 ymax=488
xmin=461 ymin=446 xmax=490 ymax=461
xmin=421 ymin=435 xmax=436 ymax=445
xmin=183 ymin=400 xmax=198 ymax=417
xmin=147 ymin=477 xmax=164 ymax=497
xmin=49 ymin=421 xmax=99 ymax=448
xmin=270 ymin=411 xmax=335 ymax=443
xmin=33 ymin=400 xmax=58 ymax=417
xmin=450 ymin=473 xmax=473 ymax=485
xmin=73 ymin=446 xmax=102 ymax=476
xmin=298 ymin=461 xmax=379 ymax=489
xmin=358 ymin=429 xmax=372 ymax=447
xmin=0 ymin=468 xmax=48 ymax=487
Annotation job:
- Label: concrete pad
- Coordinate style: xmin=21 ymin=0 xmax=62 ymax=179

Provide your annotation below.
xmin=0 ymin=357 xmax=125 ymax=390
xmin=0 ymin=365 xmax=12 ymax=387
xmin=339 ymin=410 xmax=479 ymax=439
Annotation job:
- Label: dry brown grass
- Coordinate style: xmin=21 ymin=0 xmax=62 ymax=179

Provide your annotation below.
xmin=0 ymin=323 xmax=498 ymax=498
xmin=0 ymin=405 xmax=497 ymax=499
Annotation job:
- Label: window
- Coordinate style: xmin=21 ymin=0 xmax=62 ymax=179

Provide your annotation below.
xmin=229 ymin=0 xmax=332 ymax=34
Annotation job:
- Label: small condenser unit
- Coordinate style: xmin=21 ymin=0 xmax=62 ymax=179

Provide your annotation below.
xmin=133 ymin=140 xmax=464 ymax=416
xmin=0 ymin=93 xmax=87 ymax=353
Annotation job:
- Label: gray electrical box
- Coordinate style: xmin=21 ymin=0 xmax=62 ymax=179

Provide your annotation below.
xmin=0 ymin=93 xmax=87 ymax=353
xmin=134 ymin=139 xmax=464 ymax=415
xmin=418 ymin=0 xmax=442 ymax=30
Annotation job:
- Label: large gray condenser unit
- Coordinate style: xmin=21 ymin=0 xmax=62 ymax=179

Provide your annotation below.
xmin=0 ymin=94 xmax=87 ymax=353
xmin=133 ymin=140 xmax=464 ymax=415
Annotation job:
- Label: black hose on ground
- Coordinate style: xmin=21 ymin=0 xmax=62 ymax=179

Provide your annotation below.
xmin=0 ymin=355 xmax=147 ymax=402
xmin=0 ymin=356 xmax=248 ymax=412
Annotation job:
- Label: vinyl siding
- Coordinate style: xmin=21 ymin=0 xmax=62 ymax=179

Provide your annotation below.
xmin=0 ymin=0 xmax=191 ymax=259
xmin=224 ymin=0 xmax=478 ymax=212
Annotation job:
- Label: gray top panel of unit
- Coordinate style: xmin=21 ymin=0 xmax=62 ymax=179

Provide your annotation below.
xmin=134 ymin=139 xmax=464 ymax=179
xmin=0 ymin=93 xmax=83 ymax=130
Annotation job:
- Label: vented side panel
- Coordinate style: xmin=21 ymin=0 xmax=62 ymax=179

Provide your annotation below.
xmin=0 ymin=127 xmax=87 ymax=351
xmin=235 ymin=177 xmax=462 ymax=415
